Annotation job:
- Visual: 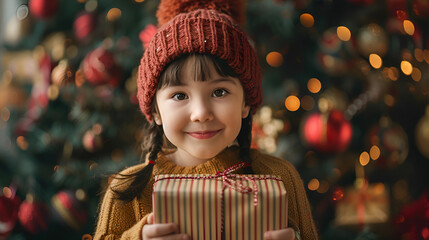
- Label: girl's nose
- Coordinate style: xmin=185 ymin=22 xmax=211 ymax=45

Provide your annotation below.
xmin=190 ymin=98 xmax=213 ymax=122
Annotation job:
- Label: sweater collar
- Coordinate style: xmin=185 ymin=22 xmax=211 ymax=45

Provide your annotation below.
xmin=153 ymin=146 xmax=242 ymax=175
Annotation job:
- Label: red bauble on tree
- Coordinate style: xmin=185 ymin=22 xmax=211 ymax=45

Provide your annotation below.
xmin=51 ymin=190 xmax=88 ymax=231
xmin=29 ymin=0 xmax=59 ymax=19
xmin=82 ymin=47 xmax=122 ymax=87
xmin=301 ymin=110 xmax=353 ymax=153
xmin=394 ymin=191 xmax=429 ymax=240
xmin=18 ymin=198 xmax=50 ymax=234
xmin=73 ymin=12 xmax=96 ymax=42
xmin=0 ymin=194 xmax=20 ymax=239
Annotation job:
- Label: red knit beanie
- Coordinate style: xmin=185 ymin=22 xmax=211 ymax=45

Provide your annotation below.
xmin=137 ymin=0 xmax=262 ymax=122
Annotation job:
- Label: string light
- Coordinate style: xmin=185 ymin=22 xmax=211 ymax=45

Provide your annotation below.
xmin=3 ymin=187 xmax=12 ymax=198
xmin=300 ymin=13 xmax=314 ymax=28
xmin=370 ymin=145 xmax=380 ymax=160
xmin=414 ymin=48 xmax=424 ymax=62
xmin=411 ymin=67 xmax=422 ymax=82
xmin=359 ymin=151 xmax=370 ymax=166
xmin=369 ymin=54 xmax=382 ymax=69
xmin=337 ymin=26 xmax=351 ymax=41
xmin=308 ymin=178 xmax=320 ymax=191
xmin=388 ymin=67 xmax=399 ymax=81
xmin=400 ymin=60 xmax=413 ymax=75
xmin=107 ymin=8 xmax=122 ymax=22
xmin=285 ymin=95 xmax=300 ymax=111
xmin=403 ymin=20 xmax=415 ymax=36
xmin=385 ymin=94 xmax=395 ymax=107
xmin=266 ymin=51 xmax=283 ymax=67
xmin=85 ymin=0 xmax=97 ymax=12
xmin=317 ymin=180 xmax=330 ymax=194
xmin=301 ymin=95 xmax=315 ymax=111
xmin=16 ymin=136 xmax=28 ymax=150
xmin=307 ymin=78 xmax=321 ymax=93
xmin=75 ymin=189 xmax=86 ymax=201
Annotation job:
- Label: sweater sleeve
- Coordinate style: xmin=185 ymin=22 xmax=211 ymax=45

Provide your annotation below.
xmin=93 ymin=176 xmax=149 ymax=240
xmin=94 ymin=162 xmax=148 ymax=240
xmin=252 ymin=152 xmax=319 ymax=240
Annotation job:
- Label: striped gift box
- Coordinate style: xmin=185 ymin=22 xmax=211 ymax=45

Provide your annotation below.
xmin=152 ymin=173 xmax=288 ymax=240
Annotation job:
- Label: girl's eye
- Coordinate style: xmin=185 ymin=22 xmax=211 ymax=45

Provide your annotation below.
xmin=212 ymin=89 xmax=228 ymax=98
xmin=172 ymin=93 xmax=187 ymax=101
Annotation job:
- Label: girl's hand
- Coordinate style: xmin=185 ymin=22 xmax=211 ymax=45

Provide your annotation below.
xmin=142 ymin=213 xmax=189 ymax=240
xmin=264 ymin=228 xmax=297 ymax=240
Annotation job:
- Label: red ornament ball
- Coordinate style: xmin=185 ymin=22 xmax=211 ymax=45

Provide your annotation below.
xmin=73 ymin=12 xmax=96 ymax=41
xmin=0 ymin=195 xmax=20 ymax=238
xmin=18 ymin=199 xmax=49 ymax=234
xmin=82 ymin=47 xmax=122 ymax=87
xmin=139 ymin=24 xmax=158 ymax=50
xmin=302 ymin=110 xmax=353 ymax=153
xmin=29 ymin=0 xmax=59 ymax=19
xmin=51 ymin=190 xmax=87 ymax=230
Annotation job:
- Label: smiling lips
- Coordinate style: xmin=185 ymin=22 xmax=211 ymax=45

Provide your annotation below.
xmin=187 ymin=130 xmax=221 ymax=139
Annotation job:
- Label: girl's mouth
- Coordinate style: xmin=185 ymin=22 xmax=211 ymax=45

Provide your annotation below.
xmin=186 ymin=130 xmax=221 ymax=139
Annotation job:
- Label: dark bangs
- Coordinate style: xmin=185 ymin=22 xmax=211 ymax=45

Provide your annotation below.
xmin=157 ymin=53 xmax=238 ymax=90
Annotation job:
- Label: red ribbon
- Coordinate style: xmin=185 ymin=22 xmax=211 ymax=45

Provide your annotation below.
xmin=154 ymin=161 xmax=282 ymax=206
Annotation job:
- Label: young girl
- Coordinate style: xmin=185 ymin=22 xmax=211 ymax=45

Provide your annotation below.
xmin=94 ymin=1 xmax=318 ymax=239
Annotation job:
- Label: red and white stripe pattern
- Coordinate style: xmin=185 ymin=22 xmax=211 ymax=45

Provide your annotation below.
xmin=152 ymin=174 xmax=288 ymax=240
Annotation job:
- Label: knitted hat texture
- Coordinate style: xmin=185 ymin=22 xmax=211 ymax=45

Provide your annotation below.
xmin=137 ymin=2 xmax=262 ymax=122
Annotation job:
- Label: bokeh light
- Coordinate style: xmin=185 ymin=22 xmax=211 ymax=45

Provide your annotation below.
xmin=107 ymin=8 xmax=122 ymax=21
xmin=370 ymin=145 xmax=380 ymax=160
xmin=359 ymin=151 xmax=370 ymax=166
xmin=307 ymin=78 xmax=321 ymax=93
xmin=400 ymin=60 xmax=413 ymax=75
xmin=411 ymin=67 xmax=421 ymax=82
xmin=415 ymin=48 xmax=424 ymax=62
xmin=385 ymin=94 xmax=395 ymax=107
xmin=308 ymin=178 xmax=320 ymax=191
xmin=403 ymin=20 xmax=415 ymax=36
xmin=285 ymin=95 xmax=300 ymax=111
xmin=337 ymin=26 xmax=351 ymax=41
xmin=301 ymin=95 xmax=315 ymax=111
xmin=369 ymin=54 xmax=382 ymax=69
xmin=300 ymin=13 xmax=314 ymax=28
xmin=266 ymin=51 xmax=283 ymax=67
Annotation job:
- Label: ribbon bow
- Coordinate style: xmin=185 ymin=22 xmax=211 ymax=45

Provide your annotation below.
xmin=215 ymin=161 xmax=259 ymax=206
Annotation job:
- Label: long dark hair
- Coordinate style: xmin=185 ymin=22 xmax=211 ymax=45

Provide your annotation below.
xmin=111 ymin=54 xmax=254 ymax=202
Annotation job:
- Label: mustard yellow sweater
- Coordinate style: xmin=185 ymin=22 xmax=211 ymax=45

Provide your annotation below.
xmin=94 ymin=146 xmax=318 ymax=239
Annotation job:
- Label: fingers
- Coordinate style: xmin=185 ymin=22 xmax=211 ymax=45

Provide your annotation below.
xmin=264 ymin=228 xmax=295 ymax=240
xmin=143 ymin=223 xmax=177 ymax=238
xmin=147 ymin=212 xmax=154 ymax=224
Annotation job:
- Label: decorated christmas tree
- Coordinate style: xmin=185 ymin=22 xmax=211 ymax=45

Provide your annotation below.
xmin=1 ymin=0 xmax=428 ymax=239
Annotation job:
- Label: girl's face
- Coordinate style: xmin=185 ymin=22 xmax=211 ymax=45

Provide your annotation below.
xmin=153 ymin=55 xmax=250 ymax=166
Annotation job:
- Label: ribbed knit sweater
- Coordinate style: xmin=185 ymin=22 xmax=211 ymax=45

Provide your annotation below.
xmin=93 ymin=146 xmax=319 ymax=239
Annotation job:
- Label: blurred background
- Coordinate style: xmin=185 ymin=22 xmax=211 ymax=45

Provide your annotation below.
xmin=0 ymin=0 xmax=428 ymax=239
